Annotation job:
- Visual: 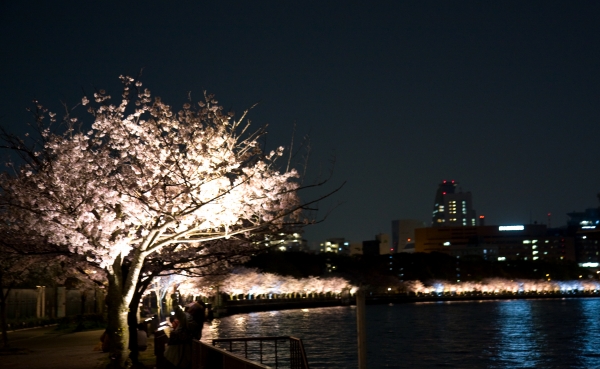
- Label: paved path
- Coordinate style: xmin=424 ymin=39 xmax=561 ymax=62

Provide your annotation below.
xmin=2 ymin=327 xmax=107 ymax=369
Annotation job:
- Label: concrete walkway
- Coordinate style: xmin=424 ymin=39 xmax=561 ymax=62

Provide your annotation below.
xmin=2 ymin=326 xmax=107 ymax=369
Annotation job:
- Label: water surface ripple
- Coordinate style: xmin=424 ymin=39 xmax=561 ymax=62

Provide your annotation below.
xmin=202 ymin=298 xmax=600 ymax=368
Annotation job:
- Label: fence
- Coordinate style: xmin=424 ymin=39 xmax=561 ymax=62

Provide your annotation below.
xmin=2 ymin=287 xmax=105 ymax=320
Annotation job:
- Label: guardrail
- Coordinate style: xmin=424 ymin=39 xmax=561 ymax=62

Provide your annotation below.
xmin=192 ymin=336 xmax=310 ymax=369
xmin=192 ymin=340 xmax=269 ymax=369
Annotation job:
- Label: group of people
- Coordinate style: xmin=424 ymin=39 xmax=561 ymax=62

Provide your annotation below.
xmin=163 ymin=299 xmax=206 ymax=369
xmin=100 ymin=298 xmax=210 ymax=369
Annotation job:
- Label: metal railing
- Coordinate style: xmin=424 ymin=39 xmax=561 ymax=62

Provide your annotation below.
xmin=211 ymin=336 xmax=310 ymax=369
xmin=192 ymin=340 xmax=269 ymax=369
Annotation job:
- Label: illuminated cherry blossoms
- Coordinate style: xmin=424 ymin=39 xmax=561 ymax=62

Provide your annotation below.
xmin=174 ymin=268 xmax=356 ymax=300
xmin=0 ymin=76 xmax=304 ymax=365
xmin=402 ymin=278 xmax=600 ymax=295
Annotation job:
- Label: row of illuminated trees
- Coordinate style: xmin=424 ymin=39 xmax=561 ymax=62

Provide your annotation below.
xmin=400 ymin=278 xmax=600 ymax=295
xmin=169 ymin=268 xmax=357 ymax=301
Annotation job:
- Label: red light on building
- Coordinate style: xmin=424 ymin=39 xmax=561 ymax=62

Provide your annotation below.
xmin=443 ymin=192 xmax=446 ymax=195
xmin=479 ymin=215 xmax=485 ymax=219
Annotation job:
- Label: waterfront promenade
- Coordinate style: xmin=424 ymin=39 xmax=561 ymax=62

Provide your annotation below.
xmin=2 ymin=326 xmax=106 ymax=369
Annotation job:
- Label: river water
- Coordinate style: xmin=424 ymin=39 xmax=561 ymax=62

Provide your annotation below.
xmin=201 ymin=297 xmax=600 ymax=368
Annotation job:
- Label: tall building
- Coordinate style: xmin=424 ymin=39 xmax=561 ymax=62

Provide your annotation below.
xmin=431 ymin=180 xmax=477 ymax=227
xmin=392 ymin=219 xmax=426 ymax=253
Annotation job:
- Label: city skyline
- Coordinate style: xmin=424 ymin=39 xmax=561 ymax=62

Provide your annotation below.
xmin=2 ymin=1 xmax=600 ymax=244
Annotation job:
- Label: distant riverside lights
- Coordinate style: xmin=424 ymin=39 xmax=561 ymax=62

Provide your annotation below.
xmin=499 ymin=225 xmax=525 ymax=231
xmin=580 ymin=262 xmax=600 ymax=268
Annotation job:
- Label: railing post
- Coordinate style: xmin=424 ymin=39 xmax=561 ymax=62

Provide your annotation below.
xmin=356 ymin=288 xmax=367 ymax=369
xmin=260 ymin=339 xmax=263 ymax=363
xmin=275 ymin=339 xmax=278 ymax=368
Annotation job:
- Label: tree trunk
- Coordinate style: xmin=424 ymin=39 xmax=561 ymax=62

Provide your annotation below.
xmin=105 ymin=251 xmax=147 ymax=368
xmin=106 ymin=268 xmax=130 ymax=368
xmin=1 ymin=287 xmax=10 ymax=349
xmin=128 ymin=298 xmax=140 ymax=365
xmin=128 ymin=278 xmax=151 ymax=366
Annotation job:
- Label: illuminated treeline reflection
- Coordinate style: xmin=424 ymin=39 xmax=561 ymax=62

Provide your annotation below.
xmin=401 ymin=279 xmax=600 ymax=296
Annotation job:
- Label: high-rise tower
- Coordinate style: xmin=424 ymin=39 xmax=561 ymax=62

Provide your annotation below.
xmin=431 ymin=180 xmax=477 ymax=227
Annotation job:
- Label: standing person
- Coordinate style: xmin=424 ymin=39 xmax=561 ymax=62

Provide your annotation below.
xmin=163 ymin=296 xmax=205 ymax=369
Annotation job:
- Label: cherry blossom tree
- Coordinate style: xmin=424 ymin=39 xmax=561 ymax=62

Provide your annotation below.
xmin=0 ymin=76 xmax=330 ymax=366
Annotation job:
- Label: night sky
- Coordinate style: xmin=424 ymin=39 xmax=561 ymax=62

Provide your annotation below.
xmin=2 ymin=1 xmax=600 ymax=246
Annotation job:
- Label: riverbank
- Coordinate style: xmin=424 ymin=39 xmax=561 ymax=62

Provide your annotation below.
xmin=214 ymin=291 xmax=600 ymax=317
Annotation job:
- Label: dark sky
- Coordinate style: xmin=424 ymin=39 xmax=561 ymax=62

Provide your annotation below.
xmin=2 ymin=1 xmax=600 ymax=245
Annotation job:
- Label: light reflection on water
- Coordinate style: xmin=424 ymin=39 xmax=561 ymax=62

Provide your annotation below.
xmin=579 ymin=299 xmax=600 ymax=368
xmin=202 ymin=298 xmax=600 ymax=369
xmin=494 ymin=300 xmax=541 ymax=368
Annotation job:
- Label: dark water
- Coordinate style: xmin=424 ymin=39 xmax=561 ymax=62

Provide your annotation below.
xmin=201 ymin=298 xmax=600 ymax=368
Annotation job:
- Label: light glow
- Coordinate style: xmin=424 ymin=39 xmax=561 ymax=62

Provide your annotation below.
xmin=499 ymin=225 xmax=525 ymax=231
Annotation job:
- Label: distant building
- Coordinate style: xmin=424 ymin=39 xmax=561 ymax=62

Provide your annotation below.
xmin=349 ymin=242 xmax=363 ymax=255
xmin=392 ymin=219 xmax=426 ymax=253
xmin=431 ymin=180 xmax=477 ymax=227
xmin=319 ymin=238 xmax=350 ymax=254
xmin=567 ymin=207 xmax=600 ymax=228
xmin=415 ymin=224 xmax=576 ymax=262
xmin=258 ymin=231 xmax=308 ymax=252
xmin=377 ymin=233 xmax=392 ymax=255
xmin=352 ymin=234 xmax=391 ymax=255
xmin=565 ymin=202 xmax=600 ymax=266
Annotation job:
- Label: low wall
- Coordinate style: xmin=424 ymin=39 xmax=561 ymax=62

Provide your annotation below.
xmin=224 ymin=297 xmax=346 ymax=315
